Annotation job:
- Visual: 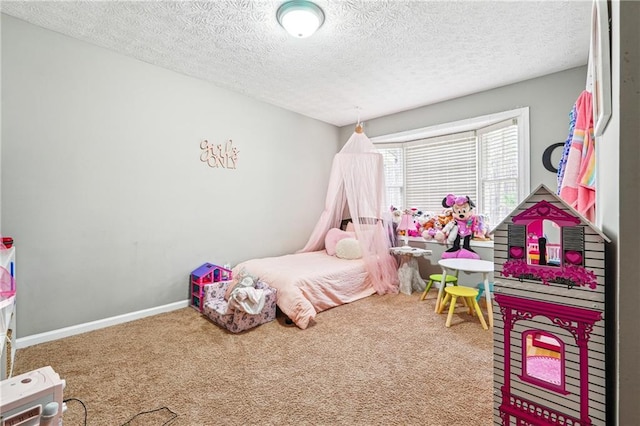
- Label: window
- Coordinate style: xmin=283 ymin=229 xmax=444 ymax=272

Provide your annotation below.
xmin=478 ymin=121 xmax=520 ymax=226
xmin=521 ymin=330 xmax=567 ymax=394
xmin=406 ymin=132 xmax=477 ymax=213
xmin=380 ymin=148 xmax=403 ymax=209
xmin=373 ymin=108 xmax=529 ymax=229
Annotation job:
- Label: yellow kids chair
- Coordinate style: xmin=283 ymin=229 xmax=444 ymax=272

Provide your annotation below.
xmin=438 ymin=285 xmax=488 ymax=330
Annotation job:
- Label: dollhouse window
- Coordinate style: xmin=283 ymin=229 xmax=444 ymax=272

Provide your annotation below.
xmin=526 ymin=219 xmax=562 ymax=267
xmin=526 ymin=223 xmax=585 ymax=268
xmin=509 ymin=200 xmax=585 ymax=271
xmin=521 ymin=330 xmax=568 ymax=394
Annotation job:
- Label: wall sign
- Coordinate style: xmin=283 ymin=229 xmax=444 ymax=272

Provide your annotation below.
xmin=542 ymin=142 xmax=564 ymax=173
xmin=200 ymin=139 xmax=239 ymax=169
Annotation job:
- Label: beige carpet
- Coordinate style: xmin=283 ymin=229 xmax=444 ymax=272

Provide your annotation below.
xmin=13 ymin=291 xmax=493 ymax=426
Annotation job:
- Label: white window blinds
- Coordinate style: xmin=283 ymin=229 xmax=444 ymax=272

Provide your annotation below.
xmin=380 ymin=147 xmax=404 ymax=209
xmin=478 ymin=119 xmax=519 ymax=226
xmin=405 ymin=132 xmax=476 ymax=212
xmin=376 ymin=109 xmax=527 ymax=231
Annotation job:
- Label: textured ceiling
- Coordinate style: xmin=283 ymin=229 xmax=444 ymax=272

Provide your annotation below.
xmin=1 ymin=0 xmax=593 ymax=127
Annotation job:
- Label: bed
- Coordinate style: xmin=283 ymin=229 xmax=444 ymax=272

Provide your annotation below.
xmin=229 ymin=130 xmax=399 ymax=329
xmin=232 ymin=250 xmax=375 ymax=329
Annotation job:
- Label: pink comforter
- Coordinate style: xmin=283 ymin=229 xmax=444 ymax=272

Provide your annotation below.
xmin=233 ymin=251 xmax=375 ymax=329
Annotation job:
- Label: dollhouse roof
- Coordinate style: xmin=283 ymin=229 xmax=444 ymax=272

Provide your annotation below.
xmin=491 ymin=184 xmax=610 ymax=242
xmin=512 ymin=200 xmax=580 ymax=226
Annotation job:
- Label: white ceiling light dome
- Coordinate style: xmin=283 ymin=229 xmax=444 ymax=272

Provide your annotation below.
xmin=277 ymin=1 xmax=325 ymax=38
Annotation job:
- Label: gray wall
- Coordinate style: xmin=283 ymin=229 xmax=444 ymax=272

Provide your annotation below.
xmin=341 ymin=66 xmax=588 ymax=193
xmin=1 ymin=15 xmax=339 ymax=337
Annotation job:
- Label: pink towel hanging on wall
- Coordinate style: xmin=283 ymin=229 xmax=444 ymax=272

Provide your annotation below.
xmin=559 ymin=90 xmax=596 ymax=222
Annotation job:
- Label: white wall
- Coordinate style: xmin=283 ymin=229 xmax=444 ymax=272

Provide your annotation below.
xmin=1 ymin=15 xmax=339 ymax=337
xmin=0 ymin=19 xmax=3 ymax=232
xmin=341 ymin=66 xmax=588 ymax=193
xmin=607 ymin=2 xmax=640 ymax=424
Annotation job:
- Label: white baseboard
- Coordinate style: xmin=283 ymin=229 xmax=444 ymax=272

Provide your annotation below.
xmin=16 ymin=299 xmax=190 ymax=349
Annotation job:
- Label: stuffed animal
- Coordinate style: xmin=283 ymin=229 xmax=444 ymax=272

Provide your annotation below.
xmin=421 ymin=218 xmax=435 ymax=240
xmin=421 ymin=210 xmax=454 ymax=242
xmin=442 ymin=219 xmax=458 ymax=243
xmin=414 ymin=210 xmax=432 ymax=233
xmin=405 ymin=208 xmax=421 ymax=237
xmin=421 ymin=215 xmax=438 ymax=240
xmin=433 ymin=219 xmax=446 ymax=242
xmin=390 ymin=206 xmax=403 ymax=224
xmin=473 ymin=213 xmax=492 ymax=241
xmin=440 ymin=194 xmax=480 ymax=259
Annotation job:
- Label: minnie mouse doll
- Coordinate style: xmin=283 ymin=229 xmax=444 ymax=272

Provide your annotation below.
xmin=440 ymin=194 xmax=480 ymax=260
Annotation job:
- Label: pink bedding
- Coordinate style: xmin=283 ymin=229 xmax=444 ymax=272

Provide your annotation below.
xmin=232 ymin=251 xmax=375 ymax=329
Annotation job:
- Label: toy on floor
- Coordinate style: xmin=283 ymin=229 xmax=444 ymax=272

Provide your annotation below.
xmin=189 ymin=263 xmax=233 ymax=312
xmin=492 ymin=184 xmax=609 ymax=426
xmin=202 ymin=275 xmax=277 ymax=333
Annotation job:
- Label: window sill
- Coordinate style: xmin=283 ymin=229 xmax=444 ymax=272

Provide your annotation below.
xmin=405 ymin=236 xmax=494 ymax=249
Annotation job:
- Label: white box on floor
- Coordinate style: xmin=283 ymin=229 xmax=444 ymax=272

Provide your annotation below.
xmin=0 ymin=366 xmax=65 ymax=425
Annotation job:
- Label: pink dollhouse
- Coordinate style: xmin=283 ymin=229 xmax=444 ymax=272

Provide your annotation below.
xmin=190 ymin=263 xmax=233 ymax=312
xmin=491 ymin=184 xmax=609 ymax=426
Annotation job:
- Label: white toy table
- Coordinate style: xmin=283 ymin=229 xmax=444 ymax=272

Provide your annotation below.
xmin=437 ymin=258 xmax=495 ymax=328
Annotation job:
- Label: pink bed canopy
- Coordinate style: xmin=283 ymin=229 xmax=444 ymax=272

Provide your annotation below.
xmin=299 ymin=127 xmax=399 ymax=294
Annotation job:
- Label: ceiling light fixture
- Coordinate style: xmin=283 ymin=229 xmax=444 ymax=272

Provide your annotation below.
xmin=276 ymin=1 xmax=325 ymax=38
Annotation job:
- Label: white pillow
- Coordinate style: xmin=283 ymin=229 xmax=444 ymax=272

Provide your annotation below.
xmin=335 ymin=238 xmax=362 ymax=260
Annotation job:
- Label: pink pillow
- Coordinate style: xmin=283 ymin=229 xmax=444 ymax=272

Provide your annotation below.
xmin=325 ymin=228 xmax=355 ymax=256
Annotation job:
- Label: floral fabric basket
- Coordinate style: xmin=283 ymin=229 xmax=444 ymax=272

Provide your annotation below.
xmin=202 ymin=280 xmax=277 ymax=333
